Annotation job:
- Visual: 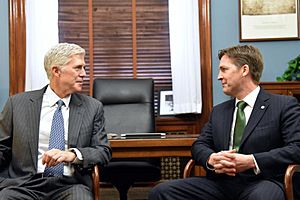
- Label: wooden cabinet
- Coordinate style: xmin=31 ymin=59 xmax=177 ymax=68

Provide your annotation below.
xmin=156 ymin=116 xmax=201 ymax=135
xmin=260 ymin=81 xmax=300 ymax=102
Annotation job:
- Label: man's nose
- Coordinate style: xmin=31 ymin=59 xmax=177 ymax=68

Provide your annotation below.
xmin=217 ymin=72 xmax=222 ymax=80
xmin=80 ymin=68 xmax=86 ymax=77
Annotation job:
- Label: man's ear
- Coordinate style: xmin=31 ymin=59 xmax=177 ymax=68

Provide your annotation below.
xmin=242 ymin=64 xmax=250 ymax=77
xmin=51 ymin=65 xmax=61 ymax=77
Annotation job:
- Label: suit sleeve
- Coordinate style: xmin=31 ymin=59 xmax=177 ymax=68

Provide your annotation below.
xmin=253 ymin=97 xmax=300 ymax=177
xmin=76 ymin=100 xmax=112 ymax=169
xmin=191 ymin=108 xmax=216 ymax=169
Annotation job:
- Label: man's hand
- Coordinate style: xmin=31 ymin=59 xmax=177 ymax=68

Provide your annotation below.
xmin=42 ymin=149 xmax=76 ymax=167
xmin=232 ymin=153 xmax=256 ymax=173
xmin=207 ymin=150 xmax=255 ymax=176
xmin=208 ymin=150 xmax=237 ymax=176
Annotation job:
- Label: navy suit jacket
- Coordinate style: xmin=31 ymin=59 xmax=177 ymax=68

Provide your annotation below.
xmin=0 ymin=86 xmax=112 ymax=188
xmin=192 ymin=89 xmax=300 ymax=183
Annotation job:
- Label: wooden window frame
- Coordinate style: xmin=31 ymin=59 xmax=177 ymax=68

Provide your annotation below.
xmin=9 ymin=0 xmax=26 ymax=96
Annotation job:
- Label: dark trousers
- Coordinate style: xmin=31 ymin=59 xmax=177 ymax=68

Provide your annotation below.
xmin=149 ymin=176 xmax=285 ymax=200
xmin=0 ymin=175 xmax=93 ymax=200
xmin=293 ymin=173 xmax=300 ymax=200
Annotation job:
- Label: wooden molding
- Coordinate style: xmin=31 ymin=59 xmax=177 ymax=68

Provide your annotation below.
xmin=9 ymin=0 xmax=26 ymax=96
xmin=88 ymin=0 xmax=94 ymax=96
xmin=198 ymin=0 xmax=213 ymax=125
xmin=131 ymin=0 xmax=137 ymax=78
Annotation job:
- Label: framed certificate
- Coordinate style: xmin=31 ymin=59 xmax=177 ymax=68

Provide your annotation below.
xmin=239 ymin=0 xmax=299 ymax=41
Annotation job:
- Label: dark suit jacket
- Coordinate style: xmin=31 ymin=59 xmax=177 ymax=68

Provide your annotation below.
xmin=0 ymin=86 xmax=112 ymax=188
xmin=192 ymin=89 xmax=300 ymax=183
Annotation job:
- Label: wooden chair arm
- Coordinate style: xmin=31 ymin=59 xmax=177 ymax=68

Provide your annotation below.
xmin=285 ymin=164 xmax=300 ymax=200
xmin=92 ymin=165 xmax=100 ymax=200
xmin=183 ymin=159 xmax=195 ymax=178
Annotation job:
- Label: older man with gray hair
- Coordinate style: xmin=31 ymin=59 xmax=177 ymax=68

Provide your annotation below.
xmin=0 ymin=43 xmax=111 ymax=199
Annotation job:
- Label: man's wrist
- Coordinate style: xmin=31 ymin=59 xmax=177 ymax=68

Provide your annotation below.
xmin=206 ymin=154 xmax=215 ymax=171
xmin=251 ymin=154 xmax=261 ymax=174
xmin=247 ymin=154 xmax=256 ymax=169
xmin=68 ymin=148 xmax=83 ymax=164
xmin=206 ymin=162 xmax=215 ymax=171
xmin=69 ymin=151 xmax=77 ymax=162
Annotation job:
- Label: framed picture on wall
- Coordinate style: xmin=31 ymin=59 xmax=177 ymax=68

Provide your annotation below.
xmin=159 ymin=90 xmax=175 ymax=116
xmin=239 ymin=0 xmax=300 ymax=41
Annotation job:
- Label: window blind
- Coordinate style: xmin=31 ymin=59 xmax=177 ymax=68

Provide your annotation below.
xmin=58 ymin=0 xmax=171 ymax=96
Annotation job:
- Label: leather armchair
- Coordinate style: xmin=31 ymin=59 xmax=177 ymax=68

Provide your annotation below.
xmin=183 ymin=159 xmax=300 ymax=200
xmin=92 ymin=78 xmax=161 ymax=200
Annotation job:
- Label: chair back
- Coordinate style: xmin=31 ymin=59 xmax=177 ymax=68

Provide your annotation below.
xmin=93 ymin=78 xmax=155 ymax=134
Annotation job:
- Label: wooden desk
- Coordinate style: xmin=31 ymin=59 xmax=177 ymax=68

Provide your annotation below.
xmin=109 ymin=134 xmax=203 ymax=177
xmin=109 ymin=134 xmax=198 ymax=158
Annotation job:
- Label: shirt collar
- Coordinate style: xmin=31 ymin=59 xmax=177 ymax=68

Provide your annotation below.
xmin=44 ymin=85 xmax=71 ymax=108
xmin=235 ymin=86 xmax=260 ymax=108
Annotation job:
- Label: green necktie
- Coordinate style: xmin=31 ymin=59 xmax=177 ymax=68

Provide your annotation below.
xmin=233 ymin=101 xmax=247 ymax=151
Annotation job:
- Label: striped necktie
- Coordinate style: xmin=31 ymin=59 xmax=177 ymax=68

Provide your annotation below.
xmin=44 ymin=100 xmax=65 ymax=177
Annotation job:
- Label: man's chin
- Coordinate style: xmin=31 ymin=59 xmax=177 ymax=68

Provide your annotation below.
xmin=222 ymin=88 xmax=231 ymax=96
xmin=74 ymin=85 xmax=83 ymax=92
xmin=75 ymin=82 xmax=83 ymax=89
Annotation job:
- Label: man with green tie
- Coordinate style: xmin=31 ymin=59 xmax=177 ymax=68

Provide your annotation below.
xmin=149 ymin=45 xmax=300 ymax=200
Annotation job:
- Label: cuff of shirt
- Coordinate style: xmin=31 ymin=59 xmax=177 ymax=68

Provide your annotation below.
xmin=69 ymin=148 xmax=83 ymax=164
xmin=206 ymin=161 xmax=215 ymax=171
xmin=252 ymin=154 xmax=261 ymax=175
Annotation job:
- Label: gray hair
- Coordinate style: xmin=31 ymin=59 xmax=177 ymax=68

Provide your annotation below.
xmin=44 ymin=43 xmax=85 ymax=79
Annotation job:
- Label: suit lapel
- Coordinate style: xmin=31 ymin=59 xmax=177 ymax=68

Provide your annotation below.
xmin=223 ymin=100 xmax=235 ymax=150
xmin=27 ymin=87 xmax=46 ymax=170
xmin=240 ymin=89 xmax=270 ymax=149
xmin=68 ymin=94 xmax=84 ymax=148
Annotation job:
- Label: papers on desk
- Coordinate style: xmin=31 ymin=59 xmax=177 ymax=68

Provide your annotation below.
xmin=107 ymin=133 xmax=118 ymax=139
xmin=107 ymin=132 xmax=166 ymax=139
xmin=120 ymin=132 xmax=166 ymax=138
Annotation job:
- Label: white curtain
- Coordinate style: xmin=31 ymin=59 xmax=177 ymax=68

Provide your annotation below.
xmin=25 ymin=0 xmax=58 ymax=91
xmin=168 ymin=0 xmax=202 ymax=114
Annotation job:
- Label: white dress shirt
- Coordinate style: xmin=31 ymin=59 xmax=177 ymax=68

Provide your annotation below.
xmin=37 ymin=86 xmax=81 ymax=176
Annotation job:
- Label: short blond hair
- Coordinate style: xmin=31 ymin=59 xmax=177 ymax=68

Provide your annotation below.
xmin=44 ymin=43 xmax=85 ymax=79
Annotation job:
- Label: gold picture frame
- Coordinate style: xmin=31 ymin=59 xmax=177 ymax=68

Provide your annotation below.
xmin=239 ymin=0 xmax=300 ymax=41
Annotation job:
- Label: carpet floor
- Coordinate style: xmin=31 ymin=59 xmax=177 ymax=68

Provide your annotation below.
xmin=100 ymin=186 xmax=152 ymax=200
